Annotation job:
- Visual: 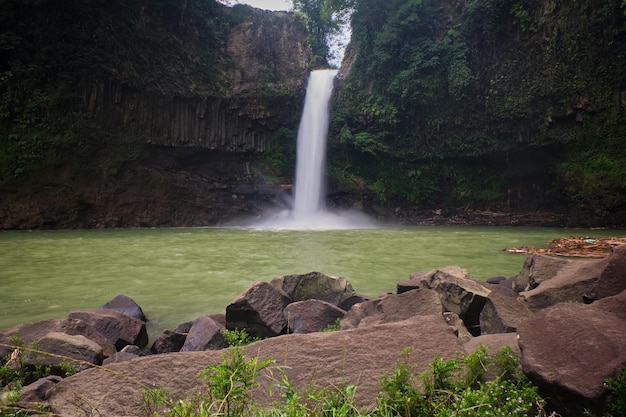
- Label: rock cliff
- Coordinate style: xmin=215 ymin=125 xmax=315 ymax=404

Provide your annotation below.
xmin=0 ymin=1 xmax=311 ymax=229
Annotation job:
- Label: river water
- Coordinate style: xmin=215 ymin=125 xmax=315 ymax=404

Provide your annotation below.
xmin=1 ymin=226 xmax=622 ymax=342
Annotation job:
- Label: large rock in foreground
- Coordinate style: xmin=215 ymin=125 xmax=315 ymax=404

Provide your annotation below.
xmin=517 ymin=290 xmax=626 ymax=415
xmin=44 ymin=315 xmax=465 ymax=416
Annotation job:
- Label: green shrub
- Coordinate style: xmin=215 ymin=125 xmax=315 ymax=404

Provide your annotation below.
xmin=606 ymin=367 xmax=626 ymax=417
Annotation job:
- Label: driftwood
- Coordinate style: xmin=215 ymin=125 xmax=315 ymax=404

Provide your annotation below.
xmin=506 ymin=237 xmax=626 ymax=258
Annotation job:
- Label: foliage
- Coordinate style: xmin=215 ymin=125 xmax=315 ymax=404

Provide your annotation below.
xmin=321 ymin=318 xmax=342 ymax=332
xmin=375 ymin=345 xmax=547 ymax=417
xmin=145 ymin=346 xmax=275 ymax=417
xmin=291 ymin=0 xmax=355 ymax=66
xmin=328 ymin=0 xmax=626 ymax=215
xmin=605 ymin=367 xmax=626 ymax=417
xmin=222 ymin=328 xmax=260 ymax=347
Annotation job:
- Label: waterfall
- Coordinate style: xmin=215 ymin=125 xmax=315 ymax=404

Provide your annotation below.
xmin=293 ymin=69 xmax=338 ymax=219
xmin=251 ymin=70 xmax=376 ymax=230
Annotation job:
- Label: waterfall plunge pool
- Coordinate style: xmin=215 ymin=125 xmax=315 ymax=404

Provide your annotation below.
xmin=2 ymin=226 xmax=624 ymax=342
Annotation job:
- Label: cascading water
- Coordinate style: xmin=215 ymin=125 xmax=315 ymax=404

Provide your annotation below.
xmin=293 ymin=69 xmax=337 ymax=219
xmin=253 ymin=69 xmax=376 ymax=229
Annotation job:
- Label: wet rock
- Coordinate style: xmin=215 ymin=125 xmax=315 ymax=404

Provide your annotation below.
xmin=284 ymin=299 xmax=346 ymax=334
xmin=180 ymin=315 xmax=228 ymax=351
xmin=583 ymin=244 xmax=626 ymax=302
xmin=517 ymin=293 xmax=626 ymax=415
xmin=100 ymin=294 xmax=147 ymax=322
xmin=68 ymin=309 xmax=148 ymax=350
xmin=271 ymin=271 xmax=357 ymax=307
xmin=225 ymin=281 xmax=291 ymax=339
xmin=341 ymin=289 xmax=442 ymax=329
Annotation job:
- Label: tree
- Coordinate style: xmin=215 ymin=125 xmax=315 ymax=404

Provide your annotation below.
xmin=291 ymin=0 xmax=355 ymax=66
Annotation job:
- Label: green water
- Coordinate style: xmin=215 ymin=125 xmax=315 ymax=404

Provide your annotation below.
xmin=1 ymin=226 xmax=622 ymax=342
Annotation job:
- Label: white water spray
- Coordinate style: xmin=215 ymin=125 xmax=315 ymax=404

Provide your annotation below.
xmin=253 ymin=69 xmax=376 ymax=230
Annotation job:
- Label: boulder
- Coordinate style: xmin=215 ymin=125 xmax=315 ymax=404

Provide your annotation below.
xmin=174 ymin=321 xmax=194 ymax=333
xmin=150 ymin=330 xmax=187 ymax=354
xmin=443 ymin=312 xmax=473 ymax=343
xmin=0 ymin=317 xmax=116 ymax=358
xmin=45 ymin=315 xmax=465 ymax=416
xmin=225 ymin=281 xmax=291 ymax=339
xmin=341 ymin=289 xmax=442 ymax=330
xmin=592 ymin=289 xmax=626 ymax=321
xmin=517 ymin=293 xmax=626 ymax=415
xmin=464 ymin=333 xmax=520 ymax=357
xmin=103 ymin=345 xmax=144 ymax=366
xmin=464 ymin=333 xmax=521 ymax=381
xmin=511 ymin=254 xmax=570 ymax=292
xmin=283 ymin=299 xmax=346 ymax=334
xmin=68 ymin=309 xmax=148 ymax=350
xmin=479 ymin=284 xmax=533 ymax=334
xmin=28 ymin=332 xmax=103 ymax=368
xmin=518 ymin=257 xmax=607 ymax=312
xmin=270 ymin=271 xmax=356 ymax=307
xmin=19 ymin=375 xmax=63 ymax=404
xmin=100 ymin=294 xmax=147 ymax=322
xmin=396 ymin=270 xmax=435 ymax=293
xmin=583 ymin=244 xmax=626 ymax=302
xmin=337 ymin=294 xmax=372 ymax=312
xmin=180 ymin=315 xmax=228 ymax=351
xmin=413 ymin=267 xmax=490 ymax=335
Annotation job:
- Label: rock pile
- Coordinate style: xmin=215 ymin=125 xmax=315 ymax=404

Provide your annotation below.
xmin=1 ymin=246 xmax=625 ymax=416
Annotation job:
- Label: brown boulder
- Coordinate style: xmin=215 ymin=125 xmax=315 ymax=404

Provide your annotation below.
xmin=517 ymin=294 xmax=626 ymax=415
xmin=68 ymin=309 xmax=148 ymax=350
xmin=19 ymin=375 xmax=63 ymax=405
xmin=150 ymin=330 xmax=187 ymax=354
xmin=396 ymin=270 xmax=434 ymax=293
xmin=103 ymin=345 xmax=144 ymax=366
xmin=225 ymin=281 xmax=291 ymax=339
xmin=100 ymin=294 xmax=147 ymax=322
xmin=180 ymin=315 xmax=228 ymax=351
xmin=583 ymin=244 xmax=626 ymax=302
xmin=284 ymin=299 xmax=346 ymax=334
xmin=0 ymin=317 xmax=116 ymax=358
xmin=414 ymin=267 xmax=490 ymax=334
xmin=479 ymin=284 xmax=533 ymax=334
xmin=511 ymin=253 xmax=570 ymax=292
xmin=28 ymin=332 xmax=103 ymax=368
xmin=340 ymin=289 xmax=442 ymax=330
xmin=518 ymin=257 xmax=607 ymax=312
xmin=45 ymin=315 xmax=464 ymax=416
xmin=464 ymin=333 xmax=520 ymax=357
xmin=270 ymin=271 xmax=356 ymax=307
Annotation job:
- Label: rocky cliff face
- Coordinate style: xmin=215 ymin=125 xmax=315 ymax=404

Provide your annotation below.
xmin=0 ymin=2 xmax=311 ymax=229
xmin=81 ymin=7 xmax=310 ymax=153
